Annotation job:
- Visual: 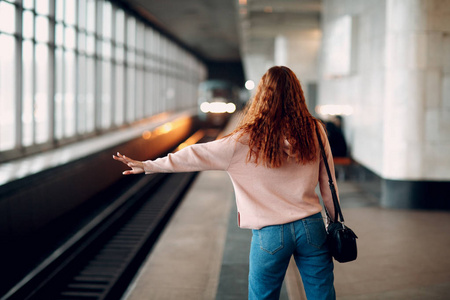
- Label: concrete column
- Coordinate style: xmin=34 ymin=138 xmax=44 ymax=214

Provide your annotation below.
xmin=319 ymin=0 xmax=450 ymax=209
xmin=274 ymin=35 xmax=288 ymax=66
xmin=382 ymin=0 xmax=450 ymax=208
xmin=273 ymin=31 xmax=321 ymax=105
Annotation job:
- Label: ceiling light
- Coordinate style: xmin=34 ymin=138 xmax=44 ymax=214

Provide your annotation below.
xmin=245 ymin=80 xmax=255 ymax=90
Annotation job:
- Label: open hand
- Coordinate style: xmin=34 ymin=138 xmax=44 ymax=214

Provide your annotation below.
xmin=112 ymin=152 xmax=145 ymax=175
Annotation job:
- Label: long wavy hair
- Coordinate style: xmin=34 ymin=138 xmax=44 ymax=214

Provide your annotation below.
xmin=232 ymin=66 xmax=320 ymax=168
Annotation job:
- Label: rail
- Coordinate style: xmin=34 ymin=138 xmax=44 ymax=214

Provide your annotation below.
xmin=1 ymin=129 xmax=220 ymax=300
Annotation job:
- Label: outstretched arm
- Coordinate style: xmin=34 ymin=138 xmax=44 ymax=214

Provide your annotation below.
xmin=113 ymin=152 xmax=145 ymax=175
xmin=113 ymin=136 xmax=236 ymax=175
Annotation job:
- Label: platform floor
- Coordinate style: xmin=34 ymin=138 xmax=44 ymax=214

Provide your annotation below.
xmin=121 ymin=168 xmax=450 ymax=300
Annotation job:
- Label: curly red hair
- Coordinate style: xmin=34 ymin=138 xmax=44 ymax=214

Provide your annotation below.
xmin=232 ymin=66 xmax=321 ymax=168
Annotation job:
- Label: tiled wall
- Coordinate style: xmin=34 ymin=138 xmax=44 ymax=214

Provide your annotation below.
xmin=319 ymin=0 xmax=450 ymax=181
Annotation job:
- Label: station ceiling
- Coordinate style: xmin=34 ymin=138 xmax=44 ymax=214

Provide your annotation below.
xmin=121 ymin=0 xmax=322 ymax=83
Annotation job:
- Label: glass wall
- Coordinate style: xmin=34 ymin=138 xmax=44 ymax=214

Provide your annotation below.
xmin=0 ymin=0 xmax=206 ymax=161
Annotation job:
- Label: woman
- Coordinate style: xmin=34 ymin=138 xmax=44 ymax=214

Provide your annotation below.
xmin=113 ymin=66 xmax=338 ymax=300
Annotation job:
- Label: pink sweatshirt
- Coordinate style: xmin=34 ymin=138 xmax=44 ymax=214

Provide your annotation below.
xmin=143 ymin=125 xmax=338 ymax=229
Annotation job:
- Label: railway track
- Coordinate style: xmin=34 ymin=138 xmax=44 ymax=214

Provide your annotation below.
xmin=2 ymin=129 xmax=219 ymax=300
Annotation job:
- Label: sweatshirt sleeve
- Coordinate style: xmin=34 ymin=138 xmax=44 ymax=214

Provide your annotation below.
xmin=143 ymin=135 xmax=236 ymax=174
xmin=317 ymin=124 xmax=340 ymax=222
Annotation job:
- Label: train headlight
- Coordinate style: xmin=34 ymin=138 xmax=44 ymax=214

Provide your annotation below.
xmin=226 ymin=103 xmax=236 ymax=113
xmin=200 ymin=102 xmax=210 ymax=113
xmin=200 ymin=102 xmax=236 ymax=114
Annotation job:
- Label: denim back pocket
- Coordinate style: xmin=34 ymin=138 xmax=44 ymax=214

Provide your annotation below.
xmin=255 ymin=225 xmax=284 ymax=255
xmin=302 ymin=217 xmax=327 ymax=249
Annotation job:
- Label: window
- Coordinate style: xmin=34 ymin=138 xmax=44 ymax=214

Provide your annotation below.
xmin=0 ymin=34 xmax=16 ymax=150
xmin=22 ymin=40 xmax=33 ymax=146
xmin=0 ymin=1 xmax=16 ymax=35
xmin=35 ymin=43 xmax=50 ymax=143
xmin=0 ymin=0 xmax=206 ymax=162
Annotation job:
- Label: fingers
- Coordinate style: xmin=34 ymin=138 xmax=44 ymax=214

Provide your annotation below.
xmin=112 ymin=153 xmax=122 ymax=161
xmin=113 ymin=152 xmax=131 ymax=163
xmin=123 ymin=166 xmax=143 ymax=175
xmin=112 ymin=155 xmax=123 ymax=163
xmin=115 ymin=152 xmax=127 ymax=160
xmin=113 ymin=152 xmax=144 ymax=175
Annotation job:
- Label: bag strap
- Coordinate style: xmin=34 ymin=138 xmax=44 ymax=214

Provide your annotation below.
xmin=315 ymin=123 xmax=345 ymax=224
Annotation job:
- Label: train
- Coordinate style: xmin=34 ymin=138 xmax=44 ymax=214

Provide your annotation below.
xmin=197 ymin=80 xmax=244 ymax=126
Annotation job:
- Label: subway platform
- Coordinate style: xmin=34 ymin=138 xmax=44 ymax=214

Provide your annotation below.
xmin=120 ymin=167 xmax=450 ymax=299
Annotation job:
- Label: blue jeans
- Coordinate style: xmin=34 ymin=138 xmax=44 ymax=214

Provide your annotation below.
xmin=249 ymin=213 xmax=335 ymax=300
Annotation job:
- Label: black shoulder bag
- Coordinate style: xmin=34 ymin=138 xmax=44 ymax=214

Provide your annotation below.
xmin=316 ymin=125 xmax=358 ymax=263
